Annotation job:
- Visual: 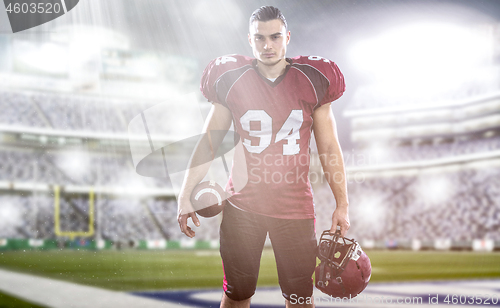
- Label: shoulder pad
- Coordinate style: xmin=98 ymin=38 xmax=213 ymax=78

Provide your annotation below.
xmin=291 ymin=55 xmax=345 ymax=105
xmin=201 ymin=55 xmax=254 ymax=103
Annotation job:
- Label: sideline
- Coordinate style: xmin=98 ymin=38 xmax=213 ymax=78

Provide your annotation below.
xmin=0 ymin=268 xmax=187 ymax=308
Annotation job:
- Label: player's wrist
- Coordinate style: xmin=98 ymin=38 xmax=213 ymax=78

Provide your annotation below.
xmin=336 ymin=202 xmax=349 ymax=209
xmin=178 ymin=197 xmax=195 ymax=214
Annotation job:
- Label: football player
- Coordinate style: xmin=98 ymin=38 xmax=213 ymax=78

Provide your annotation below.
xmin=178 ymin=6 xmax=349 ymax=308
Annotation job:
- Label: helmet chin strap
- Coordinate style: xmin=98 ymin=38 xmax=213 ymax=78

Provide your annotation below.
xmin=317 ymin=262 xmax=326 ymax=288
xmin=336 ymin=276 xmax=347 ymax=296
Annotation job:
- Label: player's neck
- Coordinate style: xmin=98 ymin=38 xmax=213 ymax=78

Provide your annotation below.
xmin=256 ymin=58 xmax=288 ymax=79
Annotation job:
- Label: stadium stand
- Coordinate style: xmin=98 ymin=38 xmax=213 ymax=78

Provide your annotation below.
xmin=336 ymin=64 xmax=500 ymax=247
xmin=343 ymin=167 xmax=500 ymax=241
xmin=0 ymin=77 xmax=499 ymax=248
xmin=0 ymin=147 xmax=151 ymax=186
xmin=344 ymin=135 xmax=500 ymax=167
xmin=0 ymin=89 xmax=164 ymax=133
xmin=0 ymin=91 xmax=49 ymax=127
xmin=0 ymin=192 xmax=218 ymax=242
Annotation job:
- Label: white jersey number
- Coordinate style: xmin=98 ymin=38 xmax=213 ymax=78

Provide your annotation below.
xmin=215 ymin=56 xmax=237 ymax=66
xmin=240 ymin=110 xmax=272 ymax=154
xmin=240 ymin=110 xmax=304 ymax=155
xmin=308 ymin=55 xmax=330 ymax=63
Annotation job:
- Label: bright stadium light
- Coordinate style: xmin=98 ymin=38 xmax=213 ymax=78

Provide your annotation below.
xmin=17 ymin=42 xmax=68 ymax=74
xmin=354 ymin=192 xmax=386 ymax=232
xmin=414 ymin=174 xmax=454 ymax=207
xmin=366 ymin=142 xmax=391 ymax=164
xmin=52 ymin=25 xmax=130 ymax=78
xmin=351 ymin=22 xmax=492 ymax=97
xmin=0 ymin=202 xmax=22 ymax=230
xmin=52 ymin=25 xmax=130 ymax=50
xmin=55 ymin=151 xmax=90 ymax=179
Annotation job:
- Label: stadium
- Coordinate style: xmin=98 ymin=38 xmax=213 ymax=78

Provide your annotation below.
xmin=0 ymin=1 xmax=499 ymax=307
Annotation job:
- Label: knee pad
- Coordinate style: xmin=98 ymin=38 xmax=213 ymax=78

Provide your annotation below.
xmin=224 ymin=278 xmax=257 ymax=301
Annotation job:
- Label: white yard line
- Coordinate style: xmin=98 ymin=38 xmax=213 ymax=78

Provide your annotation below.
xmin=0 ymin=268 xmax=187 ymax=308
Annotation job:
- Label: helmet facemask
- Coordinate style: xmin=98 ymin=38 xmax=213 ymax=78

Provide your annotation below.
xmin=315 ymin=230 xmax=371 ymax=298
xmin=317 ymin=230 xmax=361 ymax=274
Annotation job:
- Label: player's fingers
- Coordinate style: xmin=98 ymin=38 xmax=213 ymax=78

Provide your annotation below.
xmin=339 ymin=218 xmax=350 ymax=236
xmin=184 ymin=226 xmax=195 ymax=238
xmin=182 ymin=221 xmax=196 ymax=238
xmin=177 ymin=214 xmax=183 ymax=229
xmin=177 ymin=213 xmax=187 ymax=229
xmin=330 ymin=217 xmax=339 ymax=234
xmin=178 ymin=214 xmax=193 ymax=237
xmin=340 ymin=220 xmax=350 ymax=237
xmin=190 ymin=212 xmax=200 ymax=227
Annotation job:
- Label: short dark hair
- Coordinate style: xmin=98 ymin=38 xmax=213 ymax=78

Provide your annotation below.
xmin=249 ymin=6 xmax=287 ymax=31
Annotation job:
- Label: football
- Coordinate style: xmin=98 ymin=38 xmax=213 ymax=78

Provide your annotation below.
xmin=190 ymin=180 xmax=227 ymax=217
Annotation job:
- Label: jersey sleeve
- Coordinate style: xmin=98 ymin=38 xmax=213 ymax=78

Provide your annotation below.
xmin=320 ymin=60 xmax=345 ymax=106
xmin=200 ymin=58 xmax=221 ymax=104
xmin=293 ymin=56 xmax=345 ymax=107
xmin=200 ymin=55 xmax=253 ymax=106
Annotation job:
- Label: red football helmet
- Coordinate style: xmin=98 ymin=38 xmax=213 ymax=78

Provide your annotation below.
xmin=315 ymin=230 xmax=371 ymax=298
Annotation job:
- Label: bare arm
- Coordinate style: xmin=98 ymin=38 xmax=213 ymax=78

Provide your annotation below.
xmin=312 ymin=103 xmax=350 ymax=236
xmin=177 ymin=103 xmax=233 ymax=237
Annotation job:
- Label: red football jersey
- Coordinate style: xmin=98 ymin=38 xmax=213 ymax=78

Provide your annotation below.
xmin=201 ymin=54 xmax=345 ymax=219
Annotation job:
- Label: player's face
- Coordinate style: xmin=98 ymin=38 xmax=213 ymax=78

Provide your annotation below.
xmin=248 ymin=19 xmax=290 ymax=67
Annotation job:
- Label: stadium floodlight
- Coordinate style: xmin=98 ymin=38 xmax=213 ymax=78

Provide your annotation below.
xmin=414 ymin=174 xmax=454 ymax=207
xmin=55 ymin=150 xmax=89 ymax=180
xmin=353 ymin=192 xmax=386 ymax=233
xmin=366 ymin=142 xmax=391 ymax=165
xmin=52 ymin=25 xmax=130 ymax=50
xmin=16 ymin=41 xmax=68 ymax=75
xmin=0 ymin=201 xmax=22 ymax=230
xmin=350 ymin=22 xmax=493 ymax=99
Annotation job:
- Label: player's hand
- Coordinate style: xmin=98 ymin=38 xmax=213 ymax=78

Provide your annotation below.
xmin=177 ymin=200 xmax=200 ymax=238
xmin=330 ymin=205 xmax=350 ymax=237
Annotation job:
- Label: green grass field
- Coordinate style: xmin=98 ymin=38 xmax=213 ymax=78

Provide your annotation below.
xmin=0 ymin=291 xmax=46 ymax=308
xmin=1 ymin=249 xmax=499 ymax=293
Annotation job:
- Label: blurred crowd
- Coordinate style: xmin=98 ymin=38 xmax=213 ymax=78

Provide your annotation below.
xmin=0 ymin=89 xmax=498 ymax=243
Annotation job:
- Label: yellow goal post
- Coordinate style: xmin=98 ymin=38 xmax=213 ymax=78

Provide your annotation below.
xmin=54 ymin=185 xmax=95 ymax=240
